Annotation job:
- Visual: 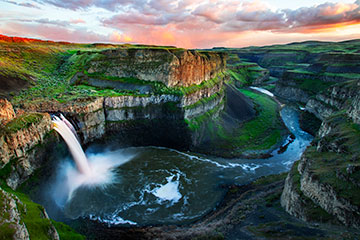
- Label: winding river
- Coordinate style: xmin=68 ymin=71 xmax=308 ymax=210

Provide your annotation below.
xmin=37 ymin=105 xmax=312 ymax=227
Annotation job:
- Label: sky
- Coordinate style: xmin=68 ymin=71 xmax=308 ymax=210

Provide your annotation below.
xmin=0 ymin=0 xmax=360 ymax=48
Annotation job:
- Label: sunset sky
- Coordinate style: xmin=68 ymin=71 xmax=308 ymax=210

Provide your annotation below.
xmin=0 ymin=0 xmax=360 ymax=48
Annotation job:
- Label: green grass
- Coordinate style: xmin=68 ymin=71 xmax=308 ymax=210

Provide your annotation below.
xmin=226 ymin=68 xmax=256 ymax=86
xmin=0 ymin=181 xmax=85 ymax=240
xmin=304 ymin=114 xmax=360 ymax=206
xmin=51 ymin=221 xmax=85 ymax=240
xmin=1 ymin=113 xmax=44 ymax=134
xmin=226 ymin=69 xmax=248 ymax=85
xmin=178 ymin=72 xmax=225 ymax=95
xmin=184 ymin=90 xmax=224 ymax=110
xmin=0 ymin=222 xmax=16 ymax=240
xmin=253 ymin=172 xmax=288 ymax=185
xmin=294 ymin=78 xmax=335 ymax=95
xmin=226 ymin=89 xmax=282 ymax=151
xmin=324 ymin=72 xmax=360 ymax=79
xmin=189 ymin=88 xmax=285 ymax=155
xmin=2 ymin=39 xmax=203 ymax=105
xmin=185 ymin=99 xmax=225 ymax=131
xmin=1 ymin=185 xmax=58 ymax=239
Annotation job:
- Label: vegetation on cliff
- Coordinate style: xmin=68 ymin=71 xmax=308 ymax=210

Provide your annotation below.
xmin=0 ymin=34 xmax=225 ymax=106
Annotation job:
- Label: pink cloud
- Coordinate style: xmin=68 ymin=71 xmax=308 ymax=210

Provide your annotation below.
xmin=2 ymin=0 xmax=360 ymax=48
xmin=70 ymin=19 xmax=86 ymax=24
xmin=1 ymin=22 xmax=107 ymax=43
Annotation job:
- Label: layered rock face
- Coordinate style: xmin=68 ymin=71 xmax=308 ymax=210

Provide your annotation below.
xmin=0 ymin=111 xmax=51 ymax=169
xmin=281 ymin=80 xmax=360 ymax=228
xmin=1 ymin=56 xmax=227 ymax=189
xmin=306 ymin=81 xmax=360 ymax=124
xmin=19 ymin=97 xmax=105 ymax=143
xmin=273 ymin=84 xmax=310 ymax=103
xmin=85 ymin=48 xmax=226 ymax=87
xmin=1 ymin=47 xmax=227 ymax=189
xmin=229 ymin=43 xmax=360 ymax=103
xmin=18 ymin=78 xmax=225 ymax=146
xmin=0 ymin=99 xmax=16 ymax=125
xmin=0 ymin=107 xmax=52 ymax=189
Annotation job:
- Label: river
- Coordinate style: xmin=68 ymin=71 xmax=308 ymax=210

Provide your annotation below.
xmin=39 ymin=104 xmax=312 ymax=227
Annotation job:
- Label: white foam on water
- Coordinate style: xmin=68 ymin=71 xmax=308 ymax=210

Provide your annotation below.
xmin=157 ymin=146 xmax=265 ymax=171
xmin=228 ymin=163 xmax=260 ymax=171
xmin=52 ymin=149 xmax=136 ymax=206
xmin=152 ymin=174 xmax=182 ymax=203
xmin=89 ymin=214 xmax=136 ymax=226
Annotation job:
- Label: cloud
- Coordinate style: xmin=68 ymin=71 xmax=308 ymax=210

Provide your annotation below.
xmin=1 ymin=22 xmax=108 ymax=43
xmin=2 ymin=0 xmax=360 ymax=48
xmin=70 ymin=18 xmax=86 ymax=24
xmin=15 ymin=18 xmax=71 ymax=27
xmin=34 ymin=0 xmax=141 ymax=11
xmin=3 ymin=0 xmax=41 ymax=9
xmin=283 ymin=1 xmax=360 ymax=31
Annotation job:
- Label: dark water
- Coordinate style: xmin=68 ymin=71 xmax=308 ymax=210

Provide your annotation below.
xmin=41 ymin=106 xmax=312 ymax=226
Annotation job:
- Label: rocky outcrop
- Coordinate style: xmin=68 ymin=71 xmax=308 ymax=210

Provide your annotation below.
xmin=0 ymin=98 xmax=16 ymax=125
xmin=180 ymin=78 xmax=223 ymax=107
xmin=184 ymin=92 xmax=224 ymax=119
xmin=273 ymin=84 xmax=310 ymax=103
xmin=299 ymin=162 xmax=360 ymax=228
xmin=281 ymin=162 xmax=309 ymax=221
xmin=0 ymin=187 xmax=29 ymax=240
xmin=253 ymin=69 xmax=270 ymax=85
xmin=104 ymin=95 xmax=180 ymax=109
xmin=0 ymin=112 xmax=51 ymax=169
xmin=84 ymin=49 xmax=226 ymax=87
xmin=0 ymin=187 xmax=60 ymax=240
xmin=282 ymin=80 xmax=360 ymax=228
xmin=17 ymin=73 xmax=226 ymax=145
xmin=305 ymin=80 xmax=360 ymax=123
xmin=18 ymin=97 xmax=105 ymax=144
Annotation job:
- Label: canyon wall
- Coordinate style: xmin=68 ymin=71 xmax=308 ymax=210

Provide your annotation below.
xmin=18 ymin=75 xmax=225 ymax=146
xmin=77 ymin=48 xmax=226 ymax=87
xmin=281 ymin=80 xmax=360 ymax=228
xmin=305 ymin=81 xmax=360 ymax=123
xmin=0 ymin=47 xmax=229 ymax=238
xmin=1 ymin=48 xmax=227 ymax=190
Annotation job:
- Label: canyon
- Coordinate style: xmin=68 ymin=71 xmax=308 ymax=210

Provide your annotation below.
xmin=1 ymin=35 xmax=360 ymax=239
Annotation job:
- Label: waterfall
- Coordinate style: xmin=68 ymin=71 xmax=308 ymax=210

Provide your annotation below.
xmin=52 ymin=115 xmax=91 ymax=175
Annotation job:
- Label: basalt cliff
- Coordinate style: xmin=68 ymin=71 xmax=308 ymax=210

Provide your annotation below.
xmin=281 ymin=80 xmax=360 ymax=228
xmin=0 ymin=36 xmax=235 ymax=239
xmin=0 ymin=43 xmax=229 ymax=189
xmin=217 ymin=40 xmax=360 ymax=232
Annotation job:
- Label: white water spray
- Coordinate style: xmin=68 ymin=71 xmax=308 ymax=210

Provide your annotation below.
xmin=52 ymin=116 xmax=91 ymax=175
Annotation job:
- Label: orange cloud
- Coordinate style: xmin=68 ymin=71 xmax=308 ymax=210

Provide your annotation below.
xmin=297 ymin=21 xmax=360 ymax=34
xmin=70 ymin=19 xmax=86 ymax=24
xmin=3 ymin=0 xmax=360 ymax=48
xmin=320 ymin=2 xmax=358 ymax=16
xmin=109 ymin=31 xmax=133 ymax=43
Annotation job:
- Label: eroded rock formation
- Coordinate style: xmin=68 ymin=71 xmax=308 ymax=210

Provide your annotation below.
xmin=0 ymin=98 xmax=16 ymax=125
xmin=85 ymin=48 xmax=226 ymax=87
xmin=281 ymin=80 xmax=360 ymax=228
